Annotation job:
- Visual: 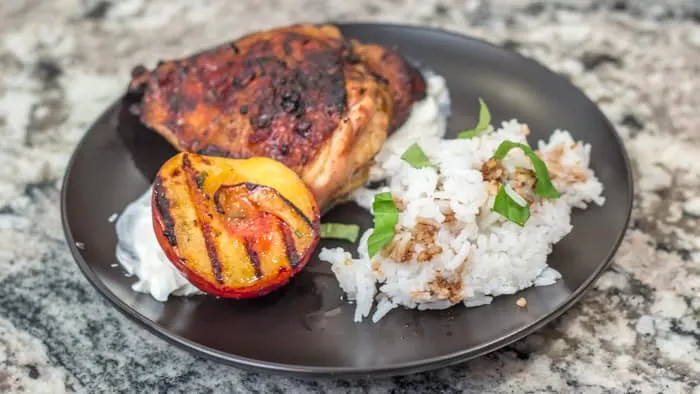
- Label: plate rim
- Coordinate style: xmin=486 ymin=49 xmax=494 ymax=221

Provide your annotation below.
xmin=60 ymin=21 xmax=634 ymax=378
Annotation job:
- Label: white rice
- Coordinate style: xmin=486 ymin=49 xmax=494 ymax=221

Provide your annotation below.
xmin=320 ymin=78 xmax=605 ymax=323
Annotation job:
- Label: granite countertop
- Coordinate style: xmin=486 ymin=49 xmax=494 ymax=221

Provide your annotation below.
xmin=1 ymin=0 xmax=699 ymax=392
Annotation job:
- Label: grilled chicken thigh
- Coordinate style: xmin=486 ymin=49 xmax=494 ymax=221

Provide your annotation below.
xmin=128 ymin=24 xmax=426 ymax=209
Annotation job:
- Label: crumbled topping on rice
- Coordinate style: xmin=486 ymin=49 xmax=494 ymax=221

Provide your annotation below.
xmin=539 ymin=145 xmax=589 ymax=184
xmin=383 ymin=219 xmax=442 ymax=263
xmin=512 ymin=167 xmax=537 ymax=203
xmin=481 ymin=158 xmax=504 ymax=182
xmin=427 ymin=275 xmax=463 ymax=304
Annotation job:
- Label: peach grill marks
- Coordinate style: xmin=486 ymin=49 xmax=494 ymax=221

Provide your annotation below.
xmin=181 ymin=154 xmax=225 ymax=284
xmin=244 ymin=238 xmax=264 ymax=279
xmin=152 ymin=176 xmax=177 ymax=246
xmin=200 ymin=221 xmax=225 ymax=284
xmin=214 ymin=183 xmax=313 ymax=274
xmin=280 ymin=221 xmax=301 ymax=269
xmin=159 ymin=153 xmax=314 ymax=285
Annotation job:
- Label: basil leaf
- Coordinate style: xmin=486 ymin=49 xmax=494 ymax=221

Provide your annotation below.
xmin=493 ymin=185 xmax=530 ymax=226
xmin=401 ymin=143 xmax=436 ymax=169
xmin=492 ymin=141 xmax=561 ymax=199
xmin=367 ymin=192 xmax=399 ymax=258
xmin=320 ymin=223 xmax=360 ymax=243
xmin=458 ymin=97 xmax=491 ymax=139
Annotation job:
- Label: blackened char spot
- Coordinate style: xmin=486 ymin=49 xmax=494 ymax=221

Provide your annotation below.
xmin=370 ymin=71 xmax=389 ymax=86
xmin=245 ymin=238 xmax=264 ymax=279
xmin=328 ymin=77 xmax=346 ymax=113
xmin=200 ymin=222 xmax=224 ymax=284
xmin=213 ymin=192 xmax=226 ymax=214
xmin=343 ymin=40 xmax=362 ymax=64
xmin=181 ymin=153 xmax=192 ymax=169
xmin=233 ymin=69 xmax=256 ymax=88
xmin=275 ymin=191 xmax=314 ymax=231
xmin=197 ymin=145 xmax=232 ymax=158
xmin=280 ymin=90 xmax=301 ymax=114
xmin=230 ymin=43 xmax=240 ymax=54
xmin=153 ymin=177 xmax=177 ymax=246
xmin=251 ymin=113 xmax=273 ymax=130
xmin=295 ymin=120 xmax=311 ymax=136
xmin=279 ymin=144 xmax=290 ymax=155
xmin=239 ymin=105 xmax=248 ymax=114
xmin=280 ymin=222 xmax=300 ymax=269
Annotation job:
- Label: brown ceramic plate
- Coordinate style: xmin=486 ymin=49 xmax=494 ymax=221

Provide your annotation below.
xmin=61 ymin=23 xmax=633 ymax=378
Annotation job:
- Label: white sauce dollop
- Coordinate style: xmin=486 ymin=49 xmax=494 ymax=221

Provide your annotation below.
xmin=115 ymin=187 xmax=203 ymax=301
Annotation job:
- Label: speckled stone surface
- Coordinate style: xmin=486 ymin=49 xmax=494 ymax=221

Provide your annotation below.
xmin=0 ymin=0 xmax=699 ymax=392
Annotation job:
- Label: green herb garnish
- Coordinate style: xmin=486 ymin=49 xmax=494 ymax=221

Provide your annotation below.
xmin=458 ymin=97 xmax=491 ymax=139
xmin=367 ymin=192 xmax=399 ymax=258
xmin=491 ymin=141 xmax=560 ymax=198
xmin=320 ymin=223 xmax=360 ymax=243
xmin=492 ymin=185 xmax=530 ymax=226
xmin=196 ymin=171 xmax=208 ymax=189
xmin=401 ymin=143 xmax=436 ymax=169
xmin=293 ymin=229 xmax=303 ymax=238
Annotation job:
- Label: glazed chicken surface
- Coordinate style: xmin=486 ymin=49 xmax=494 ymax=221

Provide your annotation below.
xmin=128 ymin=24 xmax=426 ymax=209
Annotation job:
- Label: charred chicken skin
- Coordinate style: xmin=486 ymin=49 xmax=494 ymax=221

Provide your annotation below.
xmin=129 ymin=24 xmax=426 ymax=210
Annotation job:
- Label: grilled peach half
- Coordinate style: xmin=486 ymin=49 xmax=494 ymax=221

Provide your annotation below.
xmin=151 ymin=153 xmax=320 ymax=299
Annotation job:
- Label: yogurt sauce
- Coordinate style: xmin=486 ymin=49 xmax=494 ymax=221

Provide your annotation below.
xmin=115 ymin=188 xmax=202 ymax=301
